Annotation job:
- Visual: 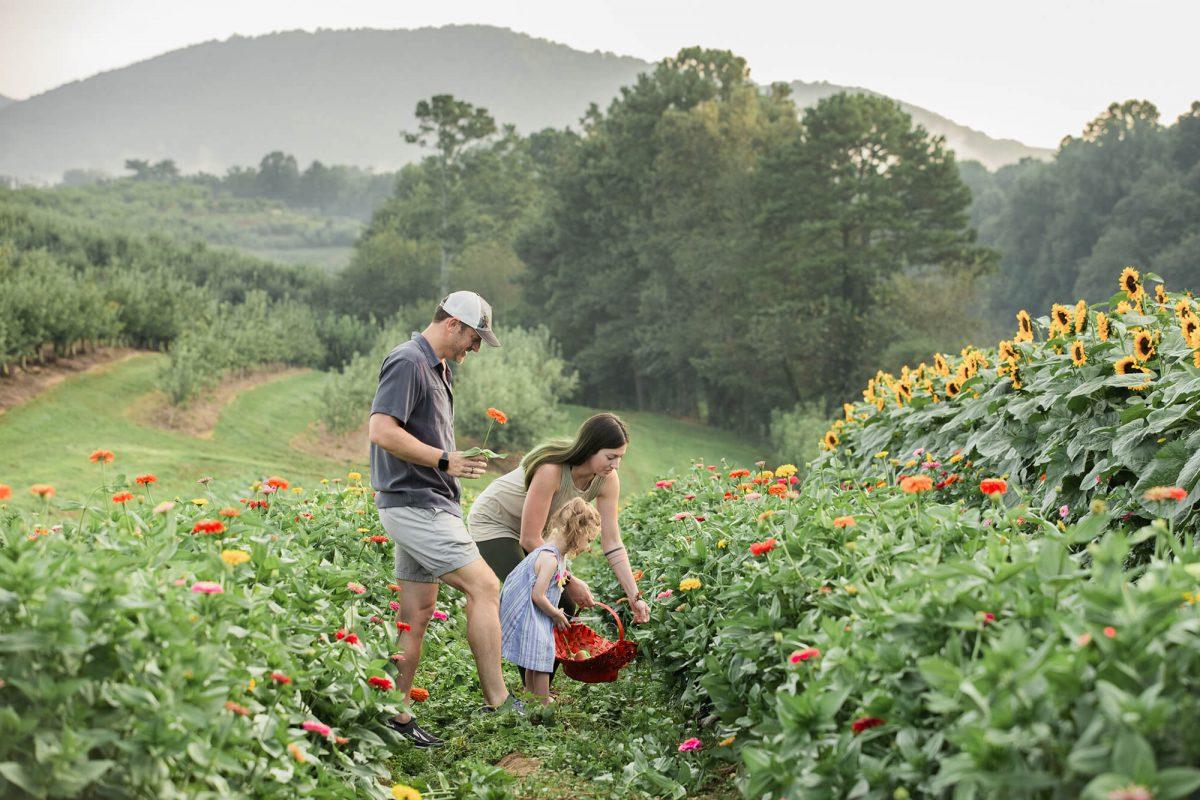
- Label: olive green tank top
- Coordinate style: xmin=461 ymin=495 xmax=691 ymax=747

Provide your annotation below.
xmin=467 ymin=463 xmax=606 ymax=543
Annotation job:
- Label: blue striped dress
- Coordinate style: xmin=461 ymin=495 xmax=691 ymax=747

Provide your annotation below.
xmin=499 ymin=544 xmax=565 ymax=672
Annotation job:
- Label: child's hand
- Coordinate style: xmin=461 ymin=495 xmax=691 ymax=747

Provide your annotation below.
xmin=553 ymin=609 xmax=571 ymax=630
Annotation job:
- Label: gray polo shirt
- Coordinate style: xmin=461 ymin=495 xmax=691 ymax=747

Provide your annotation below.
xmin=370 ymin=333 xmax=461 ymax=516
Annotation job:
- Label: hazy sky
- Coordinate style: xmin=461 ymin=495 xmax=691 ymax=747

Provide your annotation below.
xmin=1 ymin=0 xmax=1196 ymax=147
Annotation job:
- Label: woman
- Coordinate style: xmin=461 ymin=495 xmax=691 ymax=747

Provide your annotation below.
xmin=468 ymin=412 xmax=650 ymax=625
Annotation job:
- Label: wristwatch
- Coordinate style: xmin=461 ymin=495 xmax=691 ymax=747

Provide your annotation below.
xmin=437 ymin=450 xmax=450 ymax=472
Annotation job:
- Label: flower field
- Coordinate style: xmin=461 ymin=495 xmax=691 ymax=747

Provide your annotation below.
xmin=818 ymin=268 xmax=1200 ymax=534
xmin=612 ymin=462 xmax=1200 ymax=799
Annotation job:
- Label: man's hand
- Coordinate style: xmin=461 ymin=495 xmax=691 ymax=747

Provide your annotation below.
xmin=631 ymin=598 xmax=650 ymax=624
xmin=445 ymin=451 xmax=488 ymax=479
xmin=563 ymin=577 xmax=595 ymax=609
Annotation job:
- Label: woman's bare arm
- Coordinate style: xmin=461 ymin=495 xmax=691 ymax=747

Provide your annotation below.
xmin=519 ymin=463 xmax=560 ymax=552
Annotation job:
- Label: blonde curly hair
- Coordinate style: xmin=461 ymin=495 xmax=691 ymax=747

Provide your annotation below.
xmin=548 ymin=497 xmax=601 ymax=557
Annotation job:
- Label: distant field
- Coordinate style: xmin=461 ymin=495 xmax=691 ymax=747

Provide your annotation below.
xmin=0 ymin=355 xmax=769 ymax=509
xmin=240 ymin=244 xmax=355 ymax=272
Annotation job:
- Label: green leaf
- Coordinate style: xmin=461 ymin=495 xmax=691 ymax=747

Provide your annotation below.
xmin=1157 ymin=767 xmax=1200 ymax=799
xmin=1112 ymin=729 xmax=1155 ymax=781
xmin=0 ymin=762 xmax=45 ymax=798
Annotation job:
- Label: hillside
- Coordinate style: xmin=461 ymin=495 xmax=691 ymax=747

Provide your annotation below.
xmin=0 ymin=94 xmax=14 ymax=111
xmin=0 ymin=25 xmax=1048 ymax=182
xmin=788 ymin=80 xmax=1054 ymax=170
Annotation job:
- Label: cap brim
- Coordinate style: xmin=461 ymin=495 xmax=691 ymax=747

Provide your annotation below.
xmin=476 ymin=328 xmax=501 ymax=348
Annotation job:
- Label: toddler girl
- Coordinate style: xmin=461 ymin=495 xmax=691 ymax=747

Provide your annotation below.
xmin=498 ymin=497 xmax=600 ymax=702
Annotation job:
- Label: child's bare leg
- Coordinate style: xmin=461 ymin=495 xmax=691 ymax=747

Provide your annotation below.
xmin=525 ymin=669 xmax=551 ymax=703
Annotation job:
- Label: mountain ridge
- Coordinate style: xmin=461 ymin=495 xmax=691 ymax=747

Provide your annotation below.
xmin=0 ymin=25 xmax=1050 ymax=182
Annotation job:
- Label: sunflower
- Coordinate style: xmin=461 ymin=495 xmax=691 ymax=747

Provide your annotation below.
xmin=1010 ymin=367 xmax=1023 ymax=390
xmin=945 ymin=379 xmax=961 ymax=398
xmin=998 ymin=340 xmax=1017 ymax=363
xmin=1195 ymin=350 xmax=1200 ymax=369
xmin=1132 ymin=329 xmax=1155 ymax=362
xmin=1051 ymin=304 xmax=1072 ymax=330
xmin=1120 ymin=266 xmax=1142 ymax=299
xmin=1074 ymin=300 xmax=1088 ymax=333
xmin=1116 ymin=300 xmax=1132 ymax=315
xmin=1016 ymin=310 xmax=1033 ymax=342
xmin=1155 ymin=283 xmax=1167 ymax=307
xmin=843 ymin=403 xmax=854 ymax=422
xmin=933 ymin=353 xmax=950 ymax=377
xmin=1096 ymin=312 xmax=1110 ymax=341
xmin=1113 ymin=355 xmax=1140 ymax=376
xmin=1070 ymin=340 xmax=1087 ymax=366
xmin=1175 ymin=299 xmax=1192 ymax=321
xmin=1182 ymin=314 xmax=1200 ymax=347
xmin=823 ymin=430 xmax=840 ymax=449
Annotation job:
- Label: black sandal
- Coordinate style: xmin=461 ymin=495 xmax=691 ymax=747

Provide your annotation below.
xmin=383 ymin=716 xmax=444 ymax=748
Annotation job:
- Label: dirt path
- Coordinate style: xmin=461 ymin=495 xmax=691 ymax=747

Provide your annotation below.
xmin=0 ymin=348 xmax=142 ymax=416
xmin=126 ymin=366 xmax=307 ymax=439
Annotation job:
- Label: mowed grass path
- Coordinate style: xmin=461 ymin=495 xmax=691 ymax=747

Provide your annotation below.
xmin=0 ymin=354 xmax=769 ymax=509
xmin=0 ymin=353 xmax=350 ymax=507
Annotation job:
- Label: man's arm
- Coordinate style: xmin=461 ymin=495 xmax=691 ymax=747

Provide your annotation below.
xmin=369 ymin=413 xmax=485 ymax=479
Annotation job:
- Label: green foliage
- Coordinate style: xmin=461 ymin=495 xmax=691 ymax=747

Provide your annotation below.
xmin=767 ymin=403 xmax=825 ymax=471
xmin=606 ymin=462 xmax=1200 ymax=798
xmin=453 ymin=325 xmax=579 ymax=451
xmin=819 ymin=268 xmax=1200 ymax=533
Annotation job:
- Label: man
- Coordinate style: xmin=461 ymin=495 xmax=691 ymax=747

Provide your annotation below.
xmin=369 ymin=290 xmax=518 ymax=749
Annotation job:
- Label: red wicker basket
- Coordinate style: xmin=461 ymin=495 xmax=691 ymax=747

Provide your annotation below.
xmin=553 ymin=602 xmax=638 ymax=683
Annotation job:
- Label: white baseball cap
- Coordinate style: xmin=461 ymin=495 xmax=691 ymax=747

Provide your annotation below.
xmin=439 ymin=290 xmax=501 ymax=347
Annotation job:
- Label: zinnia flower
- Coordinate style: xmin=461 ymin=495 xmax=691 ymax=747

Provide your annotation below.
xmin=486 ymin=407 xmax=508 ymax=424
xmin=851 ymin=716 xmax=885 ymax=734
xmin=192 ymin=519 xmax=226 ymax=535
xmin=980 ymin=478 xmax=1007 ymax=496
xmin=89 ymin=449 xmax=115 ymax=464
xmin=302 ymin=720 xmax=332 ymax=736
xmin=392 ymin=785 xmax=422 ymax=800
xmin=0 ymin=485 xmax=10 ymax=501
xmin=270 ymin=671 xmax=291 ymax=684
xmin=409 ymin=687 xmax=430 ymax=702
xmin=396 ymin=620 xmax=411 ymax=632
xmin=1144 ymin=486 xmax=1187 ymax=502
xmin=347 ymin=581 xmax=366 ymax=595
xmin=218 ymin=507 xmax=241 ymax=518
xmin=287 ymin=742 xmax=306 ymax=763
xmin=190 ymin=581 xmax=223 ymax=594
xmin=655 ymin=480 xmax=675 ymax=489
xmin=153 ymin=500 xmax=175 ymax=514
xmin=729 ymin=469 xmax=751 ymax=479
xmin=749 ymin=538 xmax=777 ymax=556
xmin=220 ymin=549 xmax=250 ymax=566
xmin=432 ymin=610 xmax=448 ymax=621
xmin=135 ymin=474 xmax=157 ymax=485
xmin=348 ymin=471 xmax=362 ymax=480
xmin=368 ymin=675 xmax=394 ymax=691
xmin=1103 ymin=626 xmax=1116 ymax=638
xmin=1107 ymin=784 xmax=1152 ymax=800
xmin=677 ymin=737 xmax=702 ymax=752
xmin=657 ymin=590 xmax=674 ymax=599
xmin=672 ymin=512 xmax=689 ymax=521
xmin=979 ymin=612 xmax=996 ymax=625
xmin=679 ymin=578 xmax=702 ymax=592
xmin=111 ymin=491 xmax=134 ymax=503
xmin=225 ymin=700 xmax=250 ymax=717
xmin=30 ymin=484 xmax=56 ymax=498
xmin=899 ymin=475 xmax=933 ymax=493
xmin=790 ymin=648 xmax=820 ymax=663
xmin=265 ymin=476 xmax=289 ymax=491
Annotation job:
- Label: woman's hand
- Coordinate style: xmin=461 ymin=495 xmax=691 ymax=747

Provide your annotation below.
xmin=563 ymin=577 xmax=595 ymax=609
xmin=631 ymin=598 xmax=650 ymax=624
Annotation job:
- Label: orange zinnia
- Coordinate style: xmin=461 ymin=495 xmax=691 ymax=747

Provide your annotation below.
xmin=0 ymin=485 xmax=11 ymax=501
xmin=192 ymin=519 xmax=226 ymax=535
xmin=832 ymin=516 xmax=855 ymax=528
xmin=1144 ymin=486 xmax=1187 ymax=502
xmin=112 ymin=491 xmax=134 ymax=503
xmin=486 ymin=407 xmax=508 ymax=425
xmin=89 ymin=449 xmax=115 ymax=464
xmin=30 ymin=484 xmax=56 ymax=498
xmin=409 ymin=687 xmax=430 ymax=702
xmin=265 ymin=476 xmax=289 ymax=490
xmin=218 ymin=507 xmax=242 ymax=518
xmin=135 ymin=474 xmax=157 ymax=485
xmin=899 ymin=475 xmax=933 ymax=493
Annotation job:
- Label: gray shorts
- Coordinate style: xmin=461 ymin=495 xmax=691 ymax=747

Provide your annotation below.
xmin=378 ymin=506 xmax=481 ymax=583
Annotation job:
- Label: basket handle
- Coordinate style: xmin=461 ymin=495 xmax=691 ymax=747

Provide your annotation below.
xmin=592 ymin=602 xmax=625 ymax=642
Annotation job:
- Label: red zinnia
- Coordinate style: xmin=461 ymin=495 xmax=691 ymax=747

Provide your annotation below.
xmin=335 ymin=629 xmax=348 ymax=640
xmin=0 ymin=485 xmax=10 ymax=501
xmin=729 ymin=469 xmax=751 ymax=479
xmin=396 ymin=621 xmax=412 ymax=632
xmin=270 ymin=671 xmax=291 ymax=685
xmin=89 ymin=449 xmax=115 ymax=464
xmin=749 ymin=538 xmax=777 ymax=556
xmin=409 ymin=687 xmax=430 ymax=702
xmin=980 ymin=478 xmax=1008 ymax=496
xmin=112 ymin=491 xmax=134 ymax=503
xmin=790 ymin=648 xmax=820 ymax=664
xmin=192 ymin=519 xmax=226 ymax=535
xmin=366 ymin=535 xmax=389 ymax=543
xmin=851 ymin=716 xmax=885 ymax=734
xmin=135 ymin=474 xmax=157 ymax=485
xmin=346 ymin=633 xmax=359 ymax=645
xmin=265 ymin=476 xmax=289 ymax=490
xmin=367 ymin=675 xmax=394 ymax=691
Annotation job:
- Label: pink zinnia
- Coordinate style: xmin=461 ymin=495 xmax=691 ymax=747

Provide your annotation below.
xmin=1103 ymin=626 xmax=1117 ymax=638
xmin=368 ymin=675 xmax=394 ymax=691
xmin=851 ymin=716 xmax=885 ymax=734
xmin=1059 ymin=505 xmax=1070 ymax=519
xmin=270 ymin=671 xmax=291 ymax=685
xmin=432 ymin=610 xmax=448 ymax=621
xmin=684 ymin=493 xmax=696 ymax=501
xmin=190 ymin=581 xmax=223 ymax=594
xmin=743 ymin=492 xmax=762 ymax=501
xmin=347 ymin=581 xmax=366 ymax=595
xmin=980 ymin=612 xmax=996 ymax=625
xmin=657 ymin=590 xmax=673 ymax=600
xmin=390 ymin=601 xmax=400 ymax=611
xmin=790 ymin=648 xmax=820 ymax=664
xmin=655 ymin=480 xmax=675 ymax=489
xmin=677 ymin=737 xmax=702 ymax=752
xmin=673 ymin=512 xmax=689 ymax=521
xmin=302 ymin=720 xmax=331 ymax=737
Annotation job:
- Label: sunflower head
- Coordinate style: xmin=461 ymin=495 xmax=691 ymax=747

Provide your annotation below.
xmin=1051 ymin=304 xmax=1071 ymax=329
xmin=1116 ymin=300 xmax=1132 ymax=315
xmin=1096 ymin=312 xmax=1110 ymax=341
xmin=1155 ymin=283 xmax=1167 ymax=306
xmin=998 ymin=340 xmax=1017 ymax=362
xmin=1010 ymin=367 xmax=1023 ymax=390
xmin=1175 ymin=299 xmax=1191 ymax=321
xmin=1074 ymin=300 xmax=1088 ymax=333
xmin=1186 ymin=317 xmax=1200 ymax=348
xmin=1113 ymin=355 xmax=1139 ymax=376
xmin=1133 ymin=329 xmax=1155 ymax=362
xmin=1070 ymin=340 xmax=1087 ymax=366
xmin=945 ymin=379 xmax=961 ymax=398
xmin=843 ymin=403 xmax=854 ymax=422
xmin=933 ymin=353 xmax=949 ymax=377
xmin=1016 ymin=310 xmax=1033 ymax=342
xmin=1120 ymin=266 xmax=1142 ymax=299
xmin=1195 ymin=350 xmax=1200 ymax=369
xmin=823 ymin=430 xmax=840 ymax=449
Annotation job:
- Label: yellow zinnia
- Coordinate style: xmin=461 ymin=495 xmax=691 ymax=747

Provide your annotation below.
xmin=391 ymin=785 xmax=422 ymax=800
xmin=348 ymin=471 xmax=362 ymax=481
xmin=775 ymin=464 xmax=798 ymax=478
xmin=679 ymin=578 xmax=702 ymax=592
xmin=191 ymin=498 xmax=208 ymax=507
xmin=220 ymin=549 xmax=251 ymax=567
